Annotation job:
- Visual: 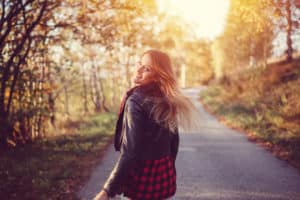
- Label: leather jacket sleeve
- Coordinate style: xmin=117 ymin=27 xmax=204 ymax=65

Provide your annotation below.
xmin=103 ymin=96 xmax=146 ymax=197
xmin=171 ymin=128 xmax=179 ymax=160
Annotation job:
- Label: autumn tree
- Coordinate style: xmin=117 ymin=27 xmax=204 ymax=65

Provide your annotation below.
xmin=0 ymin=0 xmax=63 ymax=146
xmin=218 ymin=0 xmax=276 ymax=75
xmin=273 ymin=0 xmax=300 ymax=61
xmin=0 ymin=0 xmax=159 ymax=146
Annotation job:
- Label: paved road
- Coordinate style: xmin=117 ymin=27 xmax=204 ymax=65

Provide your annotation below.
xmin=78 ymin=87 xmax=300 ymax=200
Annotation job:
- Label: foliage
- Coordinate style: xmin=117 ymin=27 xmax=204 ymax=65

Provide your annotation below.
xmin=0 ymin=0 xmax=163 ymax=146
xmin=273 ymin=0 xmax=300 ymax=61
xmin=215 ymin=0 xmax=300 ymax=77
xmin=0 ymin=0 xmax=60 ymax=146
xmin=216 ymin=0 xmax=276 ymax=75
xmin=200 ymin=59 xmax=300 ymax=166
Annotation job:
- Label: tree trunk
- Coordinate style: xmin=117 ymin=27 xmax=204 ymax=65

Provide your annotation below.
xmin=48 ymin=92 xmax=56 ymax=127
xmin=286 ymin=0 xmax=293 ymax=61
xmin=263 ymin=39 xmax=268 ymax=68
xmin=125 ymin=53 xmax=132 ymax=88
xmin=91 ymin=64 xmax=101 ymax=112
xmin=99 ymin=77 xmax=110 ymax=112
xmin=63 ymin=85 xmax=70 ymax=116
xmin=82 ymin=70 xmax=89 ymax=114
xmin=0 ymin=113 xmax=9 ymax=146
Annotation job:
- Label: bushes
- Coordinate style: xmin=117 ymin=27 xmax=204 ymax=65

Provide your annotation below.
xmin=200 ymin=59 xmax=300 ymax=167
xmin=0 ymin=113 xmax=116 ymax=200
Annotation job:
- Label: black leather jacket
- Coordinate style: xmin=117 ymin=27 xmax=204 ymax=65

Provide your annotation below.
xmin=103 ymin=83 xmax=179 ymax=197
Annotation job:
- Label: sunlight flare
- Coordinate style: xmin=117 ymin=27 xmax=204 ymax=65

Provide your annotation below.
xmin=157 ymin=0 xmax=230 ymax=39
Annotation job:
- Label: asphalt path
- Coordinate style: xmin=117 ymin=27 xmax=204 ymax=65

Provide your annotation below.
xmin=78 ymin=87 xmax=300 ymax=200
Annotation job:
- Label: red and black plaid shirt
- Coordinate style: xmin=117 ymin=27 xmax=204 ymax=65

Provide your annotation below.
xmin=123 ymin=155 xmax=176 ymax=200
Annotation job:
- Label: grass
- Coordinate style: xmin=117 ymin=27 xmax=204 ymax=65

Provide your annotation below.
xmin=200 ymin=59 xmax=300 ymax=169
xmin=0 ymin=112 xmax=116 ymax=200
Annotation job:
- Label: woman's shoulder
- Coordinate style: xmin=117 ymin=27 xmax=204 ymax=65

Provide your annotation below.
xmin=127 ymin=92 xmax=144 ymax=108
xmin=126 ymin=87 xmax=157 ymax=113
xmin=133 ymin=82 xmax=163 ymax=98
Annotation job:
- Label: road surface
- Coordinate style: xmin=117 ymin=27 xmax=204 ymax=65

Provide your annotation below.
xmin=78 ymin=87 xmax=300 ymax=200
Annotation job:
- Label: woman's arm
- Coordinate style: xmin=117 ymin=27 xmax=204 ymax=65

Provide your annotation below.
xmin=171 ymin=127 xmax=179 ymax=160
xmin=100 ymin=96 xmax=146 ymax=198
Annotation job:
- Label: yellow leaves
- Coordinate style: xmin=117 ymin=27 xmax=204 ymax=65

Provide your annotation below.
xmin=280 ymin=121 xmax=300 ymax=131
xmin=272 ymin=115 xmax=285 ymax=128
xmin=255 ymin=112 xmax=263 ymax=123
xmin=4 ymin=88 xmax=10 ymax=99
xmin=226 ymin=0 xmax=274 ymax=34
xmin=42 ymin=83 xmax=55 ymax=93
xmin=220 ymin=0 xmax=276 ymax=72
xmin=280 ymin=94 xmax=288 ymax=104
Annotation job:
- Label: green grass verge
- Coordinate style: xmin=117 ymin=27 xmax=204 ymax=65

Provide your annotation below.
xmin=0 ymin=112 xmax=116 ymax=200
xmin=200 ymin=83 xmax=300 ymax=169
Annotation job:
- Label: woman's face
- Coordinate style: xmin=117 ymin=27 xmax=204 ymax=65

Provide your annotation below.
xmin=133 ymin=54 xmax=157 ymax=86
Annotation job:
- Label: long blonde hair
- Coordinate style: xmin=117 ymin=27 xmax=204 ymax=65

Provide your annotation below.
xmin=143 ymin=50 xmax=200 ymax=133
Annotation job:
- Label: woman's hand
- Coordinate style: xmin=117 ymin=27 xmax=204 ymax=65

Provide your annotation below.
xmin=93 ymin=190 xmax=109 ymax=200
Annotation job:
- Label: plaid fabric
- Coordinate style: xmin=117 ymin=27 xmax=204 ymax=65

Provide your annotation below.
xmin=123 ymin=155 xmax=176 ymax=200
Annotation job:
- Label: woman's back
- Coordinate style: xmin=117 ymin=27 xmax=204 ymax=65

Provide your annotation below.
xmin=121 ymin=83 xmax=179 ymax=160
xmin=105 ymin=82 xmax=179 ymax=200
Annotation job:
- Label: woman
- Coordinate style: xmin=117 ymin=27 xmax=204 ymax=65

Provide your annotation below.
xmin=94 ymin=50 xmax=198 ymax=200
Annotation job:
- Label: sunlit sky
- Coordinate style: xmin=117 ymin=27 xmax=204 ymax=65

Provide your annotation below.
xmin=157 ymin=0 xmax=230 ymax=40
